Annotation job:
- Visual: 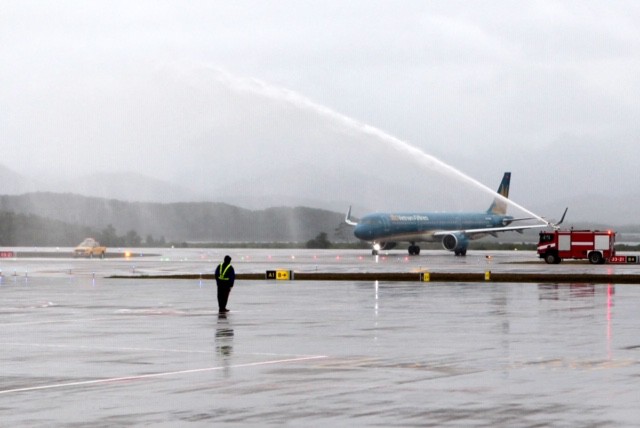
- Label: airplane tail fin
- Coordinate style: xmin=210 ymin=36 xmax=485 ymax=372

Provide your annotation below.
xmin=486 ymin=172 xmax=511 ymax=215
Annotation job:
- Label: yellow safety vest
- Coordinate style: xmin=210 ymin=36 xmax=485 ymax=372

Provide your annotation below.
xmin=218 ymin=263 xmax=232 ymax=280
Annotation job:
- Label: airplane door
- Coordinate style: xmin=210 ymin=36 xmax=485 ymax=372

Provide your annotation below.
xmin=382 ymin=216 xmax=391 ymax=233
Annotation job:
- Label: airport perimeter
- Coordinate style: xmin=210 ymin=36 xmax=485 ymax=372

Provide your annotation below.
xmin=2 ymin=248 xmax=640 ymax=426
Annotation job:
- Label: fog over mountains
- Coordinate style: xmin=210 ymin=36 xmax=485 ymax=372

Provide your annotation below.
xmin=3 ymin=2 xmax=640 ymax=238
xmin=0 ymin=161 xmax=640 ymax=231
xmin=3 ymin=62 xmax=639 ymax=230
xmin=0 ymin=192 xmax=349 ymax=245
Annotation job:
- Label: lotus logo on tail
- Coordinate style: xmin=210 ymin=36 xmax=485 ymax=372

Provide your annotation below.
xmin=487 ymin=172 xmax=510 ymax=215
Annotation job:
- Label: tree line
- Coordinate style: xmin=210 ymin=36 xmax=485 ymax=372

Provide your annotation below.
xmin=0 ymin=209 xmax=353 ymax=249
xmin=0 ymin=211 xmax=165 ymax=247
xmin=0 ymin=193 xmax=351 ymax=243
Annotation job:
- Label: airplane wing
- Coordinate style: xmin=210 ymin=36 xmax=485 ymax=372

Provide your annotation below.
xmin=431 ymin=208 xmax=567 ymax=238
xmin=433 ymin=224 xmax=546 ymax=239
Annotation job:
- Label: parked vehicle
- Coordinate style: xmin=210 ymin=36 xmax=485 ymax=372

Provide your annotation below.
xmin=74 ymin=238 xmax=107 ymax=258
xmin=537 ymin=229 xmax=616 ymax=264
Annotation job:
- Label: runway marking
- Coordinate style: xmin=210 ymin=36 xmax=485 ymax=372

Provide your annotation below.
xmin=1 ymin=342 xmax=211 ymax=354
xmin=2 ymin=342 xmax=324 ymax=359
xmin=0 ymin=310 xmax=220 ymax=327
xmin=0 ymin=355 xmax=327 ymax=395
xmin=0 ymin=317 xmax=116 ymax=327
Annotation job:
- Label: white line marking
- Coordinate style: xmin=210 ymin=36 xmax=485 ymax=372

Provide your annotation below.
xmin=0 ymin=317 xmax=116 ymax=327
xmin=0 ymin=355 xmax=327 ymax=395
xmin=2 ymin=342 xmax=324 ymax=359
xmin=1 ymin=342 xmax=211 ymax=354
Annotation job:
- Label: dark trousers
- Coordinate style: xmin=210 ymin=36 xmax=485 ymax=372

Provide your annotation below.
xmin=217 ymin=284 xmax=232 ymax=311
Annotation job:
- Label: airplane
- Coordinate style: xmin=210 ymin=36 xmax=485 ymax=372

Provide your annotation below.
xmin=345 ymin=172 xmax=551 ymax=256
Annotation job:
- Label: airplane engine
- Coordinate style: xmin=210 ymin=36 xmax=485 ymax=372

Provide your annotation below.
xmin=441 ymin=233 xmax=469 ymax=253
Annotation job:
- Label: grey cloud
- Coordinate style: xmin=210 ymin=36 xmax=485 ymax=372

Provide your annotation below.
xmin=1 ymin=0 xmax=639 ymax=223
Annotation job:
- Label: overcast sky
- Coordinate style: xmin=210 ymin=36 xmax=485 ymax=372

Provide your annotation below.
xmin=1 ymin=1 xmax=639 ymax=219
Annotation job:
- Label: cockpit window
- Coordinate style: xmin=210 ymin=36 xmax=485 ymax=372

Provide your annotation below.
xmin=539 ymin=234 xmax=553 ymax=243
xmin=362 ymin=217 xmax=382 ymax=226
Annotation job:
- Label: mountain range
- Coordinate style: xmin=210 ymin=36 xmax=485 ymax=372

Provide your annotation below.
xmin=0 ymin=192 xmax=349 ymax=244
xmin=0 ymin=163 xmax=638 ymax=244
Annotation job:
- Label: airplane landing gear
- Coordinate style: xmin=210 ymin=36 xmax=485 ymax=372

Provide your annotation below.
xmin=408 ymin=245 xmax=421 ymax=256
xmin=371 ymin=242 xmax=382 ymax=256
xmin=454 ymin=248 xmax=467 ymax=256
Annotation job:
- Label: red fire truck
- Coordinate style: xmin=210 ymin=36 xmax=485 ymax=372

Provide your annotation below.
xmin=537 ymin=229 xmax=616 ymax=264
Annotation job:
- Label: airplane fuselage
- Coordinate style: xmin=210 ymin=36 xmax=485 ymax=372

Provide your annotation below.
xmin=346 ymin=172 xmax=545 ymax=256
xmin=354 ymin=212 xmax=514 ymax=242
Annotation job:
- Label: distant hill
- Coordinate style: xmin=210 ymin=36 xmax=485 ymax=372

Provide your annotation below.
xmin=2 ymin=162 xmax=639 ymax=227
xmin=0 ymin=193 xmax=350 ymax=243
xmin=50 ymin=172 xmax=203 ymax=203
xmin=0 ymin=164 xmax=205 ymax=203
xmin=2 ymin=191 xmax=638 ymax=247
xmin=0 ymin=164 xmax=41 ymax=194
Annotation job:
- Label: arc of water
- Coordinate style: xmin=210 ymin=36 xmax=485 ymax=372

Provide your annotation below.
xmin=206 ymin=67 xmax=547 ymax=224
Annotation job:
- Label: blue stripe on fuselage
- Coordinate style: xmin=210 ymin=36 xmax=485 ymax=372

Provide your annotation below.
xmin=353 ymin=212 xmax=513 ymax=241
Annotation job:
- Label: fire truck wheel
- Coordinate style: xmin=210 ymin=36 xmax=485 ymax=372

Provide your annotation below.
xmin=544 ymin=253 xmax=558 ymax=264
xmin=588 ymin=251 xmax=603 ymax=265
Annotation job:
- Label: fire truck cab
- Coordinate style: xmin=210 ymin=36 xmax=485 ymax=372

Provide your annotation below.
xmin=537 ymin=229 xmax=616 ymax=264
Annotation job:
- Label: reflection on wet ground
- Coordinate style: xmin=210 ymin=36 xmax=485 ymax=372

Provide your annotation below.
xmin=1 ymin=249 xmax=640 ymax=425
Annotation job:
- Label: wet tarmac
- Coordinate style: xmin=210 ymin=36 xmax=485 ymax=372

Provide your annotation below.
xmin=2 ymin=248 xmax=640 ymax=426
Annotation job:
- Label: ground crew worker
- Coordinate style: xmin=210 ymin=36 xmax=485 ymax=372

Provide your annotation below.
xmin=215 ymin=255 xmax=235 ymax=313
